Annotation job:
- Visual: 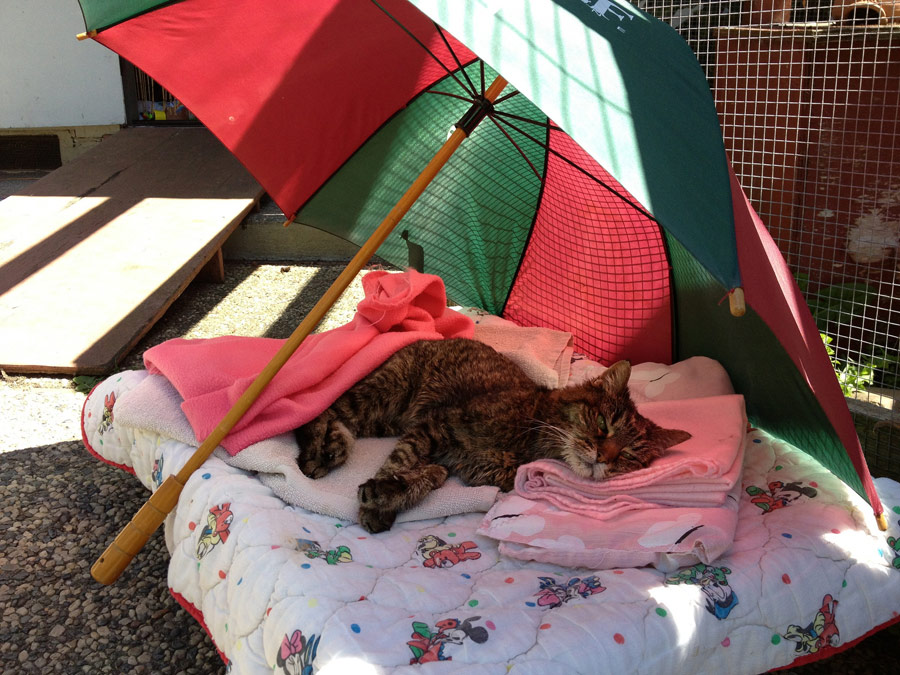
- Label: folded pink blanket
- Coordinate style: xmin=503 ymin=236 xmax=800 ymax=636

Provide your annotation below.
xmin=514 ymin=395 xmax=747 ymax=519
xmin=478 ymin=477 xmax=743 ymax=571
xmin=144 ymin=270 xmax=474 ymax=454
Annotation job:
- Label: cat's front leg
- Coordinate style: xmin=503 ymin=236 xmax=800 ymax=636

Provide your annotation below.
xmin=455 ymin=450 xmax=520 ymax=492
xmin=358 ymin=464 xmax=448 ymax=533
xmin=357 ymin=428 xmax=448 ymax=533
xmin=294 ymin=408 xmax=354 ymax=479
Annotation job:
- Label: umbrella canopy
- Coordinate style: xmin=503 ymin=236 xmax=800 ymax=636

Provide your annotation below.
xmin=77 ymin=0 xmax=883 ymax=520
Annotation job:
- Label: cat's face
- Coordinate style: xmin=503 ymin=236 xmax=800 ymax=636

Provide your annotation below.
xmin=549 ymin=361 xmax=691 ymax=480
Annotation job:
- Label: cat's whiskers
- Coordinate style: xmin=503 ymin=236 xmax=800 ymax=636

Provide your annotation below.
xmin=507 ymin=417 xmax=549 ymax=445
xmin=526 ymin=418 xmax=577 ymax=448
xmin=508 ymin=419 xmax=540 ymax=444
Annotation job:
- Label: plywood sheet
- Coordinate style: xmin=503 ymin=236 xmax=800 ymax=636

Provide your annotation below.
xmin=0 ymin=127 xmax=262 ymax=374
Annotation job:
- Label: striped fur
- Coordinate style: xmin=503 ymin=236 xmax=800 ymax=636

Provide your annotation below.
xmin=294 ymin=338 xmax=690 ymax=533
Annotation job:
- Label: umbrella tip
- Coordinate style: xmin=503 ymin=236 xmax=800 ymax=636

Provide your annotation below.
xmin=729 ymin=288 xmax=746 ymax=317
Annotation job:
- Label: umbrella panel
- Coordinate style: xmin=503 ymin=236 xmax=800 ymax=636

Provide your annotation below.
xmin=504 ymin=129 xmax=673 ymax=366
xmin=299 ymin=63 xmax=674 ymax=366
xmin=298 ymin=62 xmax=545 ymax=316
xmin=79 ymin=0 xmax=170 ymax=32
xmin=668 ymin=236 xmax=865 ymax=497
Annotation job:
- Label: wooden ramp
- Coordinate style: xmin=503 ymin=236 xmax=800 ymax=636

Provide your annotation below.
xmin=0 ymin=127 xmax=263 ymax=374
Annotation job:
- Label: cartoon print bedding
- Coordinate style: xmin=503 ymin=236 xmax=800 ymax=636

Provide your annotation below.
xmin=83 ymin=348 xmax=900 ymax=674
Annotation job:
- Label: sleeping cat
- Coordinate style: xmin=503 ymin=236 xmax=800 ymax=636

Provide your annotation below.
xmin=294 ymin=338 xmax=691 ymax=533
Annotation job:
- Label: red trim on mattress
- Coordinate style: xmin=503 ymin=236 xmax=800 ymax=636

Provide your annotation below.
xmin=771 ymin=611 xmax=900 ymax=672
xmin=80 ymin=381 xmax=136 ymax=476
xmin=169 ymin=589 xmax=230 ymax=667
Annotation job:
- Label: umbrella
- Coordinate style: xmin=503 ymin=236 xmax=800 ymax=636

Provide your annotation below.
xmin=75 ymin=0 xmax=885 ymax=583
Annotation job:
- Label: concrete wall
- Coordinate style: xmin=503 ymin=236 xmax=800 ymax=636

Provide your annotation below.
xmin=1 ymin=1 xmax=125 ymax=131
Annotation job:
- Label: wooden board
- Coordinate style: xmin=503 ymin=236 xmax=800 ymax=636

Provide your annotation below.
xmin=0 ymin=127 xmax=263 ymax=374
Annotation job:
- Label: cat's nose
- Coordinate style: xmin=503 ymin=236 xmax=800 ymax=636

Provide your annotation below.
xmin=599 ymin=438 xmax=621 ymax=462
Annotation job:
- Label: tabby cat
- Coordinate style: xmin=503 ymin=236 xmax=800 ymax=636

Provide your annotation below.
xmin=294 ymin=338 xmax=691 ymax=533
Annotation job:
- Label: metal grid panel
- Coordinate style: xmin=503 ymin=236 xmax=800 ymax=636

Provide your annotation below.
xmin=631 ymin=0 xmax=900 ymax=479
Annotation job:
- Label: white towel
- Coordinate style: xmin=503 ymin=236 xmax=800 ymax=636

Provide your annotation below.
xmin=460 ymin=308 xmax=574 ymax=388
xmin=114 ymin=373 xmax=499 ymax=523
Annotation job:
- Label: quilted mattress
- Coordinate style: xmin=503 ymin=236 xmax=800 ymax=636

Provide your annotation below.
xmin=82 ymin=365 xmax=900 ymax=674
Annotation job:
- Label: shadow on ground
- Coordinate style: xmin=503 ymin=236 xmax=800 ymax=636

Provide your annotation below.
xmin=0 ymin=440 xmax=225 ymax=674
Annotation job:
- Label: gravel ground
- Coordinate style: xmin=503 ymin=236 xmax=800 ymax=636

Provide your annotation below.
xmin=0 ymin=262 xmax=370 ymax=674
xmin=1 ymin=260 xmax=897 ymax=674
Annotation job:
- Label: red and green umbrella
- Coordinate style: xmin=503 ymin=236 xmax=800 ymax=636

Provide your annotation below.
xmin=76 ymin=0 xmax=886 ymax=580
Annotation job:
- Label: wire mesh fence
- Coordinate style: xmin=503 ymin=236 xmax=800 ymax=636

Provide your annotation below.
xmin=631 ymin=0 xmax=900 ymax=479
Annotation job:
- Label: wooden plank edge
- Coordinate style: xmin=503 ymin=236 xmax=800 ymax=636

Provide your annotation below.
xmin=0 ymin=188 xmax=264 ymax=376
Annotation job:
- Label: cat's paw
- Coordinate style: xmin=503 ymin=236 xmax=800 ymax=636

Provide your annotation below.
xmin=294 ymin=418 xmax=353 ymax=479
xmin=358 ymin=506 xmax=397 ymax=534
xmin=356 ymin=465 xmax=449 ymax=533
xmin=357 ymin=477 xmax=402 ymax=533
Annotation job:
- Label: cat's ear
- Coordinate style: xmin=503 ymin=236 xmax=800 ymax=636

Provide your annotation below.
xmin=593 ymin=360 xmax=631 ymax=396
xmin=652 ymin=427 xmax=692 ymax=449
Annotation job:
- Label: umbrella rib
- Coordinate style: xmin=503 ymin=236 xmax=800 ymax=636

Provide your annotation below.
xmin=493 ymin=90 xmax=521 ymax=105
xmin=422 ymin=89 xmax=476 ymax=104
xmin=433 ymin=24 xmax=478 ymax=97
xmin=492 ymin=116 xmax=657 ymax=222
xmin=486 ymin=114 xmax=543 ymax=182
xmin=492 ymin=110 xmax=564 ymax=132
xmin=480 ymin=61 xmax=486 ymax=97
xmin=369 ymin=0 xmax=475 ymax=98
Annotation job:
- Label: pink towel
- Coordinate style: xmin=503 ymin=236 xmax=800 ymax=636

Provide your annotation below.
xmin=144 ymin=270 xmax=474 ymax=454
xmin=478 ymin=478 xmax=743 ymax=571
xmin=514 ymin=395 xmax=747 ymax=519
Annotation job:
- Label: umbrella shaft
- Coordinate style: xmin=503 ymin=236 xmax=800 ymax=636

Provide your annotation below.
xmin=178 ymin=74 xmax=509 ymax=481
xmin=91 ymin=74 xmax=509 ymax=585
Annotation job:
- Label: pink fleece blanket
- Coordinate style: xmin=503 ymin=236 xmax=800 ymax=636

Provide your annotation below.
xmin=143 ymin=270 xmax=474 ymax=454
xmin=514 ymin=395 xmax=747 ymax=519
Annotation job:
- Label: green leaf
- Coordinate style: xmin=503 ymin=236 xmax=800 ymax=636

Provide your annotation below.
xmin=807 ymin=282 xmax=876 ymax=328
xmin=72 ymin=375 xmax=103 ymax=394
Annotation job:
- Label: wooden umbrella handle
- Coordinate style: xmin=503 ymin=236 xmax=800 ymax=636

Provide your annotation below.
xmin=89 ymin=234 xmax=384 ymax=584
xmin=90 ymin=75 xmax=510 ymax=584
xmin=91 ymin=474 xmax=185 ymax=584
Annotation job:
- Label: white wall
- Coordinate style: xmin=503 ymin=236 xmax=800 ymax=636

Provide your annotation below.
xmin=0 ymin=0 xmax=125 ymax=128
